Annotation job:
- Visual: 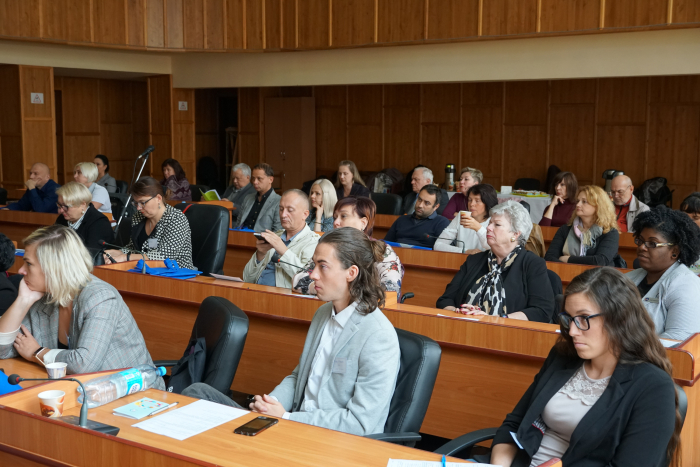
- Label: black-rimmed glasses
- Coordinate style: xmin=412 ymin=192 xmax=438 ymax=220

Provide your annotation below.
xmin=633 ymin=237 xmax=675 ymax=249
xmin=558 ymin=312 xmax=602 ymax=331
xmin=56 ymin=202 xmax=72 ymax=211
xmin=131 ymin=195 xmax=157 ymax=209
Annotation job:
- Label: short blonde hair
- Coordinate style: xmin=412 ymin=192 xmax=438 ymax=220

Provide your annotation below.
xmin=568 ymin=185 xmax=619 ymax=234
xmin=24 ymin=225 xmax=93 ymax=307
xmin=311 ymin=179 xmax=338 ymax=218
xmin=461 ymin=167 xmax=483 ymax=183
xmin=56 ymin=182 xmax=92 ymax=207
xmin=490 ymin=200 xmax=532 ymax=246
xmin=75 ymin=162 xmax=99 ymax=183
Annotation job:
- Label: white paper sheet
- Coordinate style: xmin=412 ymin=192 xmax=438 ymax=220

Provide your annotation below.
xmin=387 ymin=460 xmax=500 ymax=467
xmin=210 ymin=273 xmax=243 ymax=282
xmin=437 ymin=313 xmax=480 ymax=322
xmin=133 ymin=400 xmax=248 ymax=441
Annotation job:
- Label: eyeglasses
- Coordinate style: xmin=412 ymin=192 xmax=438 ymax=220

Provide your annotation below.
xmin=56 ymin=203 xmax=72 ymax=211
xmin=558 ymin=312 xmax=602 ymax=331
xmin=633 ymin=237 xmax=675 ymax=249
xmin=610 ymin=187 xmax=631 ymax=196
xmin=131 ymin=195 xmax=156 ymax=209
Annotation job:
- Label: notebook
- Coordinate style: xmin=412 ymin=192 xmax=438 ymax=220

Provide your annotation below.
xmin=113 ymin=398 xmax=170 ymax=420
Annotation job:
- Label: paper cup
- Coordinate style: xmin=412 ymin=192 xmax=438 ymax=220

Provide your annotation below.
xmin=46 ymin=362 xmax=67 ymax=380
xmin=460 ymin=211 xmax=471 ymax=220
xmin=38 ymin=390 xmax=65 ymax=418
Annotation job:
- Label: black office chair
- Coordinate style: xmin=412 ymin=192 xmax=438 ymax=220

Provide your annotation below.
xmin=110 ymin=193 xmax=132 ymax=221
xmin=0 ymin=187 xmax=7 ymax=205
xmin=189 ymin=184 xmax=210 ymax=202
xmin=155 ymin=296 xmax=249 ymax=397
xmin=115 ymin=180 xmax=129 ymax=194
xmin=434 ymin=383 xmax=688 ymax=462
xmin=371 ymin=192 xmax=403 ymax=215
xmin=520 ymin=200 xmax=531 ymax=213
xmin=547 ymin=270 xmax=563 ymax=323
xmin=513 ymin=178 xmax=541 ymax=191
xmin=175 ymin=204 xmax=229 ymax=275
xmin=365 ymin=328 xmax=442 ymax=447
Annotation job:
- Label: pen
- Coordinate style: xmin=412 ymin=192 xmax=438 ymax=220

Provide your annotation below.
xmin=148 ymin=401 xmax=179 ymax=417
xmin=441 ymin=454 xmax=446 ymax=467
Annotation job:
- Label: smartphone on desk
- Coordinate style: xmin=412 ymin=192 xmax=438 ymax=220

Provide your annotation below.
xmin=253 ymin=232 xmax=268 ymax=243
xmin=234 ymin=416 xmax=278 ymax=436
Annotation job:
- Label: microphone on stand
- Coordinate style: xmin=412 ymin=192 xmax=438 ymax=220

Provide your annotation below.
xmin=425 ymin=234 xmax=466 ymax=253
xmin=7 ymin=374 xmax=119 ymax=435
xmin=136 ymin=145 xmax=155 ymax=160
xmin=275 ymin=258 xmax=306 ymax=270
xmin=99 ymin=240 xmax=148 ymax=274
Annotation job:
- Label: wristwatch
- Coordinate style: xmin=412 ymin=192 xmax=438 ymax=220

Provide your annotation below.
xmin=33 ymin=346 xmax=46 ymax=362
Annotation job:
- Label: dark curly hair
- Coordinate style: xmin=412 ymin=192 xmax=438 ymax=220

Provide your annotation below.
xmin=631 ymin=205 xmax=700 ymax=267
xmin=680 ymin=192 xmax=700 ymax=215
xmin=0 ymin=233 xmax=14 ymax=272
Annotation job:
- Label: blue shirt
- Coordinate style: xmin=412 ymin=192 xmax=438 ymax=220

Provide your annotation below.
xmin=257 ymin=230 xmax=303 ymax=287
xmin=383 ymin=211 xmax=450 ymax=248
xmin=8 ymin=179 xmax=60 ymax=213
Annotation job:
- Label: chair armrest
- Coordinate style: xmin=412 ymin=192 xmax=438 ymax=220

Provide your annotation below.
xmin=399 ymin=292 xmax=415 ymax=303
xmin=364 ymin=432 xmax=422 ymax=444
xmin=433 ymin=427 xmax=498 ymax=456
xmin=153 ymin=360 xmax=179 ymax=367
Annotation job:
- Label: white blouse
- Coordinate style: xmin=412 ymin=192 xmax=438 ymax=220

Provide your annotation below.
xmin=88 ymin=182 xmax=112 ymax=214
xmin=433 ymin=216 xmax=489 ymax=254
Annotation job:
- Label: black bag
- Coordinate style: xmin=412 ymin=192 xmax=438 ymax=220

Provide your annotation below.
xmin=166 ymin=337 xmax=207 ymax=394
xmin=634 ymin=177 xmax=674 ymax=208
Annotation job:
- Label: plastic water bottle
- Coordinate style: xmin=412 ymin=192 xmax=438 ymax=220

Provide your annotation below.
xmin=77 ymin=365 xmax=166 ymax=408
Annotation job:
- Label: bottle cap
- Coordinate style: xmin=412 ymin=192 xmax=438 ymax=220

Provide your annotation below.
xmin=156 ymin=367 xmax=167 ymax=377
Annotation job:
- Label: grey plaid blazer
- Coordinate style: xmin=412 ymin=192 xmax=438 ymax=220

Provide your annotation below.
xmin=0 ymin=276 xmax=165 ymax=390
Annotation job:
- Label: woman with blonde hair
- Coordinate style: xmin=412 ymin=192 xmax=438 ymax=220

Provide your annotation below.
xmin=306 ymin=179 xmax=337 ymax=232
xmin=74 ymin=162 xmax=112 ymax=214
xmin=55 ymin=182 xmax=114 ymax=252
xmin=441 ymin=167 xmax=484 ymax=220
xmin=545 ymin=185 xmax=620 ymax=266
xmin=0 ymin=225 xmax=164 ymax=386
xmin=335 ymin=160 xmax=370 ymax=200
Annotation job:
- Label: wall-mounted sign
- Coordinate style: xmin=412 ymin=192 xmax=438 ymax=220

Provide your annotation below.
xmin=178 ymin=101 xmax=188 ymax=111
xmin=31 ymin=93 xmax=44 ymax=104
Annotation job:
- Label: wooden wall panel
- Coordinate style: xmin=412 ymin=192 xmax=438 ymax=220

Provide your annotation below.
xmin=94 ymin=0 xmax=128 ymax=45
xmin=596 ymin=125 xmax=646 ymax=185
xmin=421 ymin=83 xmax=461 ymax=176
xmin=226 ymin=0 xmax=245 ymax=49
xmin=238 ymin=88 xmax=261 ymax=166
xmin=0 ymin=0 xmax=41 ymax=39
xmin=0 ymin=66 xmax=23 ymax=189
xmin=462 ymin=82 xmax=503 ymax=187
xmin=128 ymin=0 xmax=147 ymax=46
xmin=194 ymin=89 xmax=219 ymax=162
xmin=597 ymin=77 xmax=648 ymax=124
xmin=281 ymin=0 xmax=297 ymax=48
xmin=147 ymin=0 xmax=166 ymax=47
xmin=377 ymin=0 xmax=425 ymax=43
xmin=315 ymin=86 xmax=346 ymax=172
xmin=540 ymin=0 xmax=600 ymax=32
xmin=173 ymin=88 xmax=196 ymax=177
xmin=298 ymin=0 xmax=330 ymax=49
xmin=427 ymin=0 xmax=479 ymax=40
xmin=166 ymin=0 xmax=184 ymax=48
xmin=673 ymin=0 xmax=700 ymax=23
xmin=604 ymin=0 xmax=668 ymax=28
xmin=245 ymin=0 xmax=265 ymax=49
xmin=482 ymin=0 xmax=538 ymax=36
xmin=41 ymin=0 xmax=92 ymax=42
xmin=148 ymin=76 xmax=174 ymax=174
xmin=347 ymin=85 xmax=382 ymax=172
xmin=20 ymin=67 xmax=54 ymax=120
xmin=265 ymin=0 xmax=282 ymax=49
xmin=331 ymin=0 xmax=375 ymax=47
xmin=384 ymin=84 xmax=420 ymax=172
xmin=205 ymin=0 xmax=226 ymax=49
xmin=183 ymin=0 xmax=205 ymax=49
xmin=19 ymin=66 xmax=56 ymax=179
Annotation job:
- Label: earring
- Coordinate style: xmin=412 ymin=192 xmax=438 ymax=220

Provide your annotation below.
xmin=510 ymin=237 xmax=516 ymax=242
xmin=672 ymin=254 xmax=677 ymax=258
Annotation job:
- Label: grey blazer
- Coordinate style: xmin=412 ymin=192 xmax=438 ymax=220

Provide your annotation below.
xmin=269 ymin=302 xmax=400 ymax=436
xmin=223 ymin=182 xmax=256 ymax=223
xmin=236 ymin=190 xmax=282 ymax=231
xmin=0 ymin=276 xmax=165 ymax=389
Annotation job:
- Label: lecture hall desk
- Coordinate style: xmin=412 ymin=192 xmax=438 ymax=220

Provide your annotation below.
xmin=0 ymin=362 xmax=469 ymax=467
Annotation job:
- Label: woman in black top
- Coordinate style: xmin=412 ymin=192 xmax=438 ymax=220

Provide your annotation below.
xmin=335 ymin=160 xmax=371 ymax=200
xmin=490 ymin=267 xmax=680 ymax=467
xmin=54 ymin=182 xmax=114 ymax=252
xmin=544 ymin=185 xmax=620 ymax=266
xmin=436 ymin=200 xmax=554 ymax=323
xmin=0 ymin=233 xmax=18 ymax=316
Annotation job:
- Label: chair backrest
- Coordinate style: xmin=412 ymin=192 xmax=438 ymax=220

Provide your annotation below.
xmin=384 ymin=328 xmax=442 ymax=434
xmin=676 ymin=383 xmax=688 ymax=429
xmin=189 ymin=184 xmax=210 ymax=202
xmin=175 ymin=204 xmax=229 ymax=275
xmin=371 ymin=192 xmax=403 ymax=215
xmin=513 ymin=178 xmax=541 ymax=191
xmin=115 ymin=180 xmax=129 ymax=194
xmin=190 ymin=296 xmax=249 ymax=396
xmin=0 ymin=187 xmax=8 ymax=205
xmin=519 ymin=200 xmax=531 ymax=213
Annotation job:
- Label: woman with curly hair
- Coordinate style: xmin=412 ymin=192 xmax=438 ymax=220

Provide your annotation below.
xmin=679 ymin=192 xmax=700 ymax=274
xmin=625 ymin=206 xmax=700 ymax=340
xmin=544 ymin=185 xmax=619 ymax=266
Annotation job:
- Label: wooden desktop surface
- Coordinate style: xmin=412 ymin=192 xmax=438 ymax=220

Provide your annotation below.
xmin=0 ymin=363 xmax=465 ymax=467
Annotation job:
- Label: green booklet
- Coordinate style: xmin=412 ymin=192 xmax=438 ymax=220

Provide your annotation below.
xmin=200 ymin=188 xmax=221 ymax=201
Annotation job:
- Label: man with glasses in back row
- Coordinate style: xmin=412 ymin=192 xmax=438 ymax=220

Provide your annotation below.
xmin=610 ymin=174 xmax=649 ymax=233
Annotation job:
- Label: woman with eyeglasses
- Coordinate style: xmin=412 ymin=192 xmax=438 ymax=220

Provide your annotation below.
xmin=54 ymin=182 xmax=113 ymax=252
xmin=490 ymin=267 xmax=681 ymax=467
xmin=103 ymin=177 xmax=195 ymax=269
xmin=623 ymin=206 xmax=700 ymax=341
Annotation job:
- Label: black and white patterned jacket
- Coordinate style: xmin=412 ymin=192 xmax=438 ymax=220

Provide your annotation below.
xmin=122 ymin=204 xmax=196 ymax=270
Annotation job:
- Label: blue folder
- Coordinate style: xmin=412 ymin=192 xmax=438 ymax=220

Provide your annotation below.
xmin=128 ymin=259 xmax=203 ymax=280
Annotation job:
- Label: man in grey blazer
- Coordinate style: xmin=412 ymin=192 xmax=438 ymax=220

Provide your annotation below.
xmin=183 ymin=228 xmax=401 ymax=436
xmin=236 ymin=163 xmax=282 ymax=231
xmin=222 ymin=163 xmax=256 ymax=224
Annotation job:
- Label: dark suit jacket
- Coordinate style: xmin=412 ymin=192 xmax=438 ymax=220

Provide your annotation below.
xmin=55 ymin=204 xmax=114 ymax=251
xmin=494 ymin=347 xmax=676 ymax=467
xmin=544 ymin=225 xmax=620 ymax=266
xmin=403 ymin=189 xmax=450 ymax=216
xmin=436 ymin=249 xmax=554 ymax=323
xmin=336 ymin=183 xmax=371 ymax=201
xmin=0 ymin=274 xmax=18 ymax=316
